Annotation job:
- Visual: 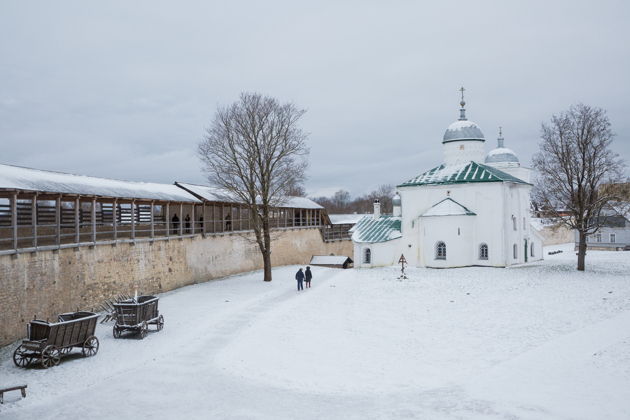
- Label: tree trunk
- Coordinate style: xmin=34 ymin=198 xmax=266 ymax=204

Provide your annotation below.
xmin=577 ymin=230 xmax=587 ymax=271
xmin=262 ymin=249 xmax=272 ymax=282
xmin=262 ymin=216 xmax=272 ymax=282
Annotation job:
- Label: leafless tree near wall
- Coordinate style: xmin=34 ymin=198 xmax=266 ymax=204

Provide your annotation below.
xmin=198 ymin=93 xmax=309 ymax=281
xmin=533 ymin=103 xmax=626 ymax=271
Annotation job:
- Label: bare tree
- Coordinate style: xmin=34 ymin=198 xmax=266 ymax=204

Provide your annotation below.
xmin=533 ymin=103 xmax=626 ymax=271
xmin=198 ymin=92 xmax=309 ymax=281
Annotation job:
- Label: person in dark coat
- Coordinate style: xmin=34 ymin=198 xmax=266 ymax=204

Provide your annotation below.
xmin=295 ymin=268 xmax=304 ymax=291
xmin=305 ymin=266 xmax=313 ymax=288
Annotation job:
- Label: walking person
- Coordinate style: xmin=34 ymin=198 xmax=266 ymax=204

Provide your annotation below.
xmin=305 ymin=266 xmax=312 ymax=288
xmin=295 ymin=268 xmax=304 ymax=291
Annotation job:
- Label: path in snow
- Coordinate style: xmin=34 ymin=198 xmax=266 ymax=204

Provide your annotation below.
xmin=1 ymin=244 xmax=630 ymax=419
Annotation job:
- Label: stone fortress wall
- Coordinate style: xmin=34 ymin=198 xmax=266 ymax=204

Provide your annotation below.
xmin=0 ymin=228 xmax=351 ymax=346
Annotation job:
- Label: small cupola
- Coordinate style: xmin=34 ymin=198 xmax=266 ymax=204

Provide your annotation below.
xmin=392 ymin=192 xmax=401 ymax=217
xmin=373 ymin=199 xmax=381 ymax=220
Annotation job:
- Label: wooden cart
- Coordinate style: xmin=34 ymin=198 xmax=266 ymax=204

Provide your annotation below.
xmin=113 ymin=295 xmax=164 ymax=339
xmin=13 ymin=311 xmax=99 ymax=369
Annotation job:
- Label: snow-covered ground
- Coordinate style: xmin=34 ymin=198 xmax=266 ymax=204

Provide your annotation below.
xmin=1 ymin=243 xmax=630 ymax=419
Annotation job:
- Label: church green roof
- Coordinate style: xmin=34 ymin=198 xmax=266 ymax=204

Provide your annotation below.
xmin=350 ymin=215 xmax=402 ymax=243
xmin=398 ymin=161 xmax=528 ymax=187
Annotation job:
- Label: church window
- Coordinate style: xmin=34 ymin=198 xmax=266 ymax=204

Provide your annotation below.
xmin=531 ymin=243 xmax=535 ymax=257
xmin=479 ymin=243 xmax=488 ymax=260
xmin=512 ymin=215 xmax=517 ymax=231
xmin=523 ymin=217 xmax=526 ymax=230
xmin=436 ymin=241 xmax=446 ymax=260
xmin=458 ymin=227 xmax=460 ymax=236
xmin=610 ymin=233 xmax=616 ymax=243
xmin=513 ymin=244 xmax=517 ymax=259
xmin=363 ymin=248 xmax=371 ymax=264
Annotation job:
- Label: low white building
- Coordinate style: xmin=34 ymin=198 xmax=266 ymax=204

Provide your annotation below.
xmin=352 ymin=93 xmax=544 ymax=268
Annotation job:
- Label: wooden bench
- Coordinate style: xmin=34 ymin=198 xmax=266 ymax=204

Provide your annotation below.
xmin=0 ymin=385 xmax=27 ymax=404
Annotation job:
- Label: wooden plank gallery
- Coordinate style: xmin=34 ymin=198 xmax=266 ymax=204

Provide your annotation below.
xmin=0 ymin=163 xmax=329 ymax=255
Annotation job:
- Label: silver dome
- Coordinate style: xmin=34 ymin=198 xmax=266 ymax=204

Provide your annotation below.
xmin=442 ymin=120 xmax=485 ymax=144
xmin=392 ymin=192 xmax=401 ymax=206
xmin=485 ymin=147 xmax=519 ymax=164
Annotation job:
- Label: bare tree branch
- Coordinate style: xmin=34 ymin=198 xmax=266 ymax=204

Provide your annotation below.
xmin=198 ymin=92 xmax=309 ymax=281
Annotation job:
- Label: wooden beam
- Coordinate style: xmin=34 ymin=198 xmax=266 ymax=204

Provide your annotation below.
xmin=150 ymin=201 xmax=155 ymax=239
xmin=32 ymin=194 xmax=38 ymax=248
xmin=203 ymin=203 xmax=207 ymax=234
xmin=165 ymin=203 xmax=170 ymax=237
xmin=55 ymin=195 xmax=61 ymax=245
xmin=191 ymin=204 xmax=195 ymax=235
xmin=11 ymin=192 xmax=17 ymax=251
xmin=91 ymin=198 xmax=96 ymax=243
xmin=179 ymin=203 xmax=183 ymax=236
xmin=131 ymin=200 xmax=136 ymax=240
xmin=75 ymin=197 xmax=80 ymax=243
xmin=113 ymin=199 xmax=118 ymax=241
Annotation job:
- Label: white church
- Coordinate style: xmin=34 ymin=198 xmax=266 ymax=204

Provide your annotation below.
xmin=352 ymin=91 xmax=544 ymax=268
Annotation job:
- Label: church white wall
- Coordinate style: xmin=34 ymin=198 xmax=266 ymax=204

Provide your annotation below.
xmin=353 ymin=238 xmax=401 ymax=268
xmin=443 ymin=140 xmax=485 ymax=165
xmin=398 ymin=181 xmax=537 ymax=268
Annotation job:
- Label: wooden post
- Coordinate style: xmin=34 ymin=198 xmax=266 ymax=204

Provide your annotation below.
xmin=113 ymin=199 xmax=118 ymax=241
xmin=203 ymin=203 xmax=207 ymax=234
xmin=165 ymin=203 xmax=170 ymax=237
xmin=191 ymin=203 xmax=195 ymax=235
xmin=55 ymin=196 xmax=61 ymax=245
xmin=131 ymin=200 xmax=136 ymax=240
xmin=11 ymin=192 xmax=17 ymax=251
xmin=150 ymin=201 xmax=155 ymax=239
xmin=179 ymin=203 xmax=183 ymax=236
xmin=91 ymin=198 xmax=96 ymax=243
xmin=75 ymin=198 xmax=80 ymax=244
xmin=31 ymin=194 xmax=37 ymax=248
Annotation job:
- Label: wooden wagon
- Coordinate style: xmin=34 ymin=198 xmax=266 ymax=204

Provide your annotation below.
xmin=113 ymin=295 xmax=164 ymax=339
xmin=13 ymin=311 xmax=99 ymax=369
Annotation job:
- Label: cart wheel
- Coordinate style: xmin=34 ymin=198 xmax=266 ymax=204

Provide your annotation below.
xmin=139 ymin=321 xmax=148 ymax=339
xmin=13 ymin=345 xmax=30 ymax=368
xmin=42 ymin=345 xmax=61 ymax=368
xmin=82 ymin=336 xmax=99 ymax=357
xmin=156 ymin=315 xmax=164 ymax=332
xmin=113 ymin=326 xmax=121 ymax=339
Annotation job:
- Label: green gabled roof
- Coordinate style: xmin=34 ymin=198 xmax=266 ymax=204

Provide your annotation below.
xmin=351 ymin=215 xmax=402 ymax=243
xmin=397 ymin=161 xmax=529 ymax=187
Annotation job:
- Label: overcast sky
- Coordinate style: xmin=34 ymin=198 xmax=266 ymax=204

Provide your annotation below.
xmin=1 ymin=1 xmax=629 ymax=197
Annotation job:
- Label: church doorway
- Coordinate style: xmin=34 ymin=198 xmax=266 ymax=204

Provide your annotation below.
xmin=524 ymin=239 xmax=528 ymax=263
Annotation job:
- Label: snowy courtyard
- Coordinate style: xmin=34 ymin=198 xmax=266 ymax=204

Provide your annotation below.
xmin=1 ymin=243 xmax=629 ymax=419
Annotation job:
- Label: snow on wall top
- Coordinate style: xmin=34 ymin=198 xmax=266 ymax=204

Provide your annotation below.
xmin=176 ymin=182 xmax=323 ymax=209
xmin=0 ymin=163 xmax=199 ymax=202
xmin=421 ymin=198 xmax=476 ymax=217
xmin=310 ymin=255 xmax=353 ymax=265
xmin=329 ymin=214 xmax=369 ymax=225
xmin=351 ymin=215 xmax=402 ymax=243
xmin=398 ymin=161 xmax=529 ymax=187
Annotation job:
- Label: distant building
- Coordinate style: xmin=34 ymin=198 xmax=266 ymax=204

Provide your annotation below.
xmin=351 ymin=90 xmax=544 ymax=268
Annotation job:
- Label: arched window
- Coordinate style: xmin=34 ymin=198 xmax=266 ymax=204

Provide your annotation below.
xmin=436 ymin=241 xmax=446 ymax=260
xmin=512 ymin=215 xmax=517 ymax=231
xmin=479 ymin=243 xmax=488 ymax=260
xmin=513 ymin=244 xmax=518 ymax=259
xmin=363 ymin=248 xmax=371 ymax=264
xmin=530 ymin=243 xmax=534 ymax=257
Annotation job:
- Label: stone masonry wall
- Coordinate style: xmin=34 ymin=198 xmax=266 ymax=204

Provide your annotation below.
xmin=0 ymin=228 xmax=351 ymax=346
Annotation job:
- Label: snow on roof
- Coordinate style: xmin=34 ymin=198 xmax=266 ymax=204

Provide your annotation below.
xmin=328 ymin=214 xmax=369 ymax=225
xmin=421 ymin=198 xmax=476 ymax=217
xmin=398 ymin=161 xmax=529 ymax=187
xmin=176 ymin=182 xmax=323 ymax=209
xmin=0 ymin=163 xmax=199 ymax=202
xmin=351 ymin=215 xmax=402 ymax=243
xmin=310 ymin=255 xmax=353 ymax=265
